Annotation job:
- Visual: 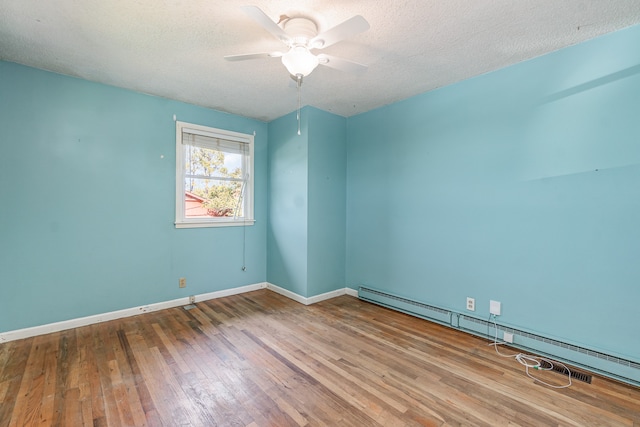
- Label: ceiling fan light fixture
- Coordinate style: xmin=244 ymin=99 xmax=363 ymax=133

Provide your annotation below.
xmin=281 ymin=46 xmax=319 ymax=77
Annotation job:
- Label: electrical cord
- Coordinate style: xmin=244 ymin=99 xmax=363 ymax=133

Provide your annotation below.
xmin=489 ymin=314 xmax=572 ymax=389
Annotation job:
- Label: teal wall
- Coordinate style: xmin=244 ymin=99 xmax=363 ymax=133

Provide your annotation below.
xmin=267 ymin=111 xmax=309 ymax=296
xmin=346 ymin=24 xmax=640 ymax=362
xmin=307 ymin=108 xmax=347 ymax=297
xmin=0 ymin=61 xmax=268 ymax=333
xmin=267 ymin=107 xmax=347 ymax=297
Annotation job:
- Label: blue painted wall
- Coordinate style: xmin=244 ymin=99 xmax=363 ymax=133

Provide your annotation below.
xmin=0 ymin=61 xmax=268 ymax=333
xmin=307 ymin=108 xmax=347 ymax=297
xmin=267 ymin=110 xmax=309 ymax=296
xmin=267 ymin=107 xmax=347 ymax=297
xmin=346 ymin=24 xmax=640 ymax=362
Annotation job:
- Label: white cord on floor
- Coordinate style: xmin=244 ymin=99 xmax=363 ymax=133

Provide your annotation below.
xmin=489 ymin=315 xmax=572 ymax=389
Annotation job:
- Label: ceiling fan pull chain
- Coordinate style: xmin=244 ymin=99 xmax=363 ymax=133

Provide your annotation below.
xmin=297 ymin=74 xmax=302 ymax=135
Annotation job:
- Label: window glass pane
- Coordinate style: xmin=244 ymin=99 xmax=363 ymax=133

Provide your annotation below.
xmin=185 ymin=146 xmax=244 ymax=179
xmin=176 ymin=121 xmax=253 ymax=228
xmin=184 ymin=178 xmax=244 ymax=218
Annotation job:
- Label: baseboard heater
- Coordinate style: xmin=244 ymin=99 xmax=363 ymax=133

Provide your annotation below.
xmin=358 ymin=286 xmax=640 ymax=387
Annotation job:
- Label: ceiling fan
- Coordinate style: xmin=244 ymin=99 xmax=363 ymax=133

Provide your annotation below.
xmin=225 ymin=6 xmax=370 ymax=80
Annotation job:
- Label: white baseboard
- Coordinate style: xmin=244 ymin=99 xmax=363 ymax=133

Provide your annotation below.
xmin=266 ymin=283 xmax=358 ymax=305
xmin=196 ymin=282 xmax=267 ymax=303
xmin=345 ymin=287 xmax=358 ymax=297
xmin=0 ymin=282 xmax=268 ymax=343
xmin=266 ymin=283 xmax=308 ymax=304
xmin=0 ymin=282 xmax=357 ymax=343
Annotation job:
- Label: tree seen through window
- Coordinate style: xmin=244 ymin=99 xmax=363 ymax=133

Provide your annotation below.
xmin=185 ymin=145 xmax=244 ymax=217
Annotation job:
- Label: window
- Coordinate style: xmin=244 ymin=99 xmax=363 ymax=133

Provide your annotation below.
xmin=175 ymin=121 xmax=254 ymax=228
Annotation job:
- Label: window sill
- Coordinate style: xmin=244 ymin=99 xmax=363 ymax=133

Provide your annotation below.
xmin=175 ymin=219 xmax=256 ymax=229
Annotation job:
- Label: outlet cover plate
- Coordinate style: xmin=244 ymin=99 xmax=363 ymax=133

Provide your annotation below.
xmin=503 ymin=332 xmax=514 ymax=343
xmin=466 ymin=297 xmax=475 ymax=311
xmin=490 ymin=300 xmax=501 ymax=315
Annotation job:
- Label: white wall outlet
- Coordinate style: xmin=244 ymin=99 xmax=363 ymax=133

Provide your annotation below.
xmin=490 ymin=300 xmax=501 ymax=315
xmin=189 ymin=295 xmax=196 ymax=304
xmin=466 ymin=297 xmax=475 ymax=311
xmin=179 ymin=277 xmax=186 ymax=288
xmin=503 ymin=332 xmax=514 ymax=343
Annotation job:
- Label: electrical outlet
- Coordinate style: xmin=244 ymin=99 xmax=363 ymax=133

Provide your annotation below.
xmin=466 ymin=297 xmax=475 ymax=311
xmin=179 ymin=277 xmax=186 ymax=288
xmin=490 ymin=300 xmax=501 ymax=315
xmin=503 ymin=332 xmax=514 ymax=343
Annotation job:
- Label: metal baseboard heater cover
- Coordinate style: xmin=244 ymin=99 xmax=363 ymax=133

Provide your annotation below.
xmin=358 ymin=286 xmax=639 ymax=387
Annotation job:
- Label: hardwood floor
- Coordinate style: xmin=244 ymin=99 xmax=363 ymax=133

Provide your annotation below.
xmin=1 ymin=290 xmax=639 ymax=426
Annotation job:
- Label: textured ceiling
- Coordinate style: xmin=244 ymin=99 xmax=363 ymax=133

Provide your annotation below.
xmin=1 ymin=1 xmax=640 ymax=122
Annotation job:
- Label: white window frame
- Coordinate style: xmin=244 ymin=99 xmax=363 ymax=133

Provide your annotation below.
xmin=175 ymin=121 xmax=254 ymax=228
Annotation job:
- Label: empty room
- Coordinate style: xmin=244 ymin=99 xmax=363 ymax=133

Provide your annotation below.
xmin=1 ymin=1 xmax=640 ymax=425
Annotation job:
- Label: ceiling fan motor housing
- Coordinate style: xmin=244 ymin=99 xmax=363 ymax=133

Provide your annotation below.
xmin=283 ymin=17 xmax=318 ymax=47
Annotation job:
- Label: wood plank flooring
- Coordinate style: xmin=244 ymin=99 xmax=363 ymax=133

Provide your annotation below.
xmin=1 ymin=289 xmax=639 ymax=426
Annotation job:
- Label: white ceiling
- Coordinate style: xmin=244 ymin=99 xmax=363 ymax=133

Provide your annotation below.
xmin=1 ymin=1 xmax=640 ymax=122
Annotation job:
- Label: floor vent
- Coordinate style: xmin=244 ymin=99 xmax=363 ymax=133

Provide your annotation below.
xmin=540 ymin=360 xmax=592 ymax=384
xmin=183 ymin=304 xmax=196 ymax=310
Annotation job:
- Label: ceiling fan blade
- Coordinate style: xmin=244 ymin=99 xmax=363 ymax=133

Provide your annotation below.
xmin=310 ymin=15 xmax=370 ymax=49
xmin=241 ymin=6 xmax=290 ymax=44
xmin=317 ymin=54 xmax=368 ymax=74
xmin=224 ymin=52 xmax=283 ymax=61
